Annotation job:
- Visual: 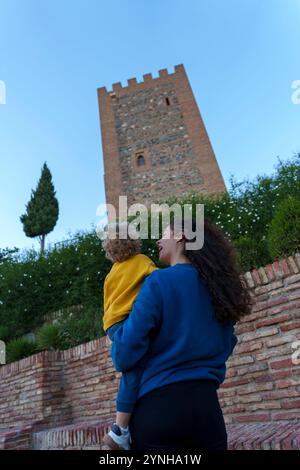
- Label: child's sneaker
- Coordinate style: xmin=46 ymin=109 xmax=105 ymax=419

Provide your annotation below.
xmin=103 ymin=423 xmax=131 ymax=450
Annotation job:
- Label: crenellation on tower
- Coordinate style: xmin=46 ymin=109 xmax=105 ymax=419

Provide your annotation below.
xmin=97 ymin=64 xmax=226 ymax=211
xmin=104 ymin=65 xmax=180 ymax=94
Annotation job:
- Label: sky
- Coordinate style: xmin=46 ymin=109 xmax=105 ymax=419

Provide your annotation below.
xmin=0 ymin=0 xmax=300 ymax=251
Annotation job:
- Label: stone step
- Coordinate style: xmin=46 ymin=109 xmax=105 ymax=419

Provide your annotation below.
xmin=0 ymin=426 xmax=33 ymax=450
xmin=31 ymin=419 xmax=300 ymax=450
xmin=33 ymin=419 xmax=114 ymax=450
xmin=226 ymin=420 xmax=300 ymax=450
xmin=2 ymin=419 xmax=300 ymax=450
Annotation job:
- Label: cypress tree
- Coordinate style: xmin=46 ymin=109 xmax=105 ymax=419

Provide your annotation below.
xmin=20 ymin=162 xmax=59 ymax=254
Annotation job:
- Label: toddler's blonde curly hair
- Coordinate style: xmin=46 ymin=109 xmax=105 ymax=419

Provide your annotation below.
xmin=101 ymin=221 xmax=141 ymax=263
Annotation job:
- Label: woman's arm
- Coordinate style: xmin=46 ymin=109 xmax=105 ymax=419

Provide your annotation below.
xmin=110 ymin=272 xmax=162 ymax=372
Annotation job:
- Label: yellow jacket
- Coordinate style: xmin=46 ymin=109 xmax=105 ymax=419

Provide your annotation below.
xmin=103 ymin=253 xmax=158 ymax=332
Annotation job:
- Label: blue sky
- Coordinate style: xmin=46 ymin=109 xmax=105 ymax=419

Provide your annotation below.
xmin=0 ymin=0 xmax=299 ymax=250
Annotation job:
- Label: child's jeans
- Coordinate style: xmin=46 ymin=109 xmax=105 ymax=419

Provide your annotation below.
xmin=107 ymin=319 xmax=145 ymax=414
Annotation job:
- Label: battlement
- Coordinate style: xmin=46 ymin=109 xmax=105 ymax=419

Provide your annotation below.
xmin=98 ymin=64 xmax=185 ymax=96
xmin=97 ymin=63 xmax=227 ymax=208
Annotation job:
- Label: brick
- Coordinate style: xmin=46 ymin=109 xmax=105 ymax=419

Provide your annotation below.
xmin=247 ymin=401 xmax=281 ymax=411
xmin=270 ymin=358 xmax=294 ymax=369
xmin=277 ymin=377 xmax=300 ymax=388
xmin=281 ymin=321 xmax=300 ymax=332
xmin=258 ymin=267 xmax=269 ymax=284
xmin=238 ymin=382 xmax=273 ymax=395
xmin=294 ymin=253 xmax=300 ymax=270
xmin=241 ymin=327 xmax=279 ymax=342
xmin=265 ymin=335 xmax=295 ymax=348
xmin=235 ymin=414 xmax=270 ymax=423
xmin=279 ymin=259 xmax=291 ymax=276
xmin=272 ymin=411 xmax=300 ymax=421
xmin=281 ymin=399 xmax=300 ymax=409
xmin=287 ymin=256 xmax=299 ymax=274
xmin=256 ymin=314 xmax=292 ymax=328
xmin=244 ymin=271 xmax=255 ymax=289
xmin=228 ymin=355 xmax=254 ymax=367
xmin=234 ymin=342 xmax=263 ymax=354
xmin=236 ymin=362 xmax=268 ymax=376
xmin=273 ymin=261 xmax=285 ymax=279
xmin=261 ymin=388 xmax=299 ymax=400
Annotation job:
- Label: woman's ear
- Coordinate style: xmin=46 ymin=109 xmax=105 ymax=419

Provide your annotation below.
xmin=176 ymin=235 xmax=185 ymax=245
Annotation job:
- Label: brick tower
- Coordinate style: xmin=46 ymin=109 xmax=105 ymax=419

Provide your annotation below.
xmin=97 ymin=64 xmax=226 ymax=211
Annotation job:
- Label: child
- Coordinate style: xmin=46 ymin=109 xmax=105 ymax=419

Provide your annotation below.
xmin=101 ymin=222 xmax=158 ymax=450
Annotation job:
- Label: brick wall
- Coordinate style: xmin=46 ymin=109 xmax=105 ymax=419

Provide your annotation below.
xmin=218 ymin=253 xmax=300 ymax=424
xmin=0 ymin=254 xmax=300 ymax=447
xmin=0 ymin=338 xmax=117 ymax=435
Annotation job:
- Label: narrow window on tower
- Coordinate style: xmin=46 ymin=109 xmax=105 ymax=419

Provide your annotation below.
xmin=165 ymin=97 xmax=170 ymax=106
xmin=136 ymin=154 xmax=145 ymax=167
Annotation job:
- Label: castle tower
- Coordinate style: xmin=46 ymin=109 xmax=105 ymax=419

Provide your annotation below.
xmin=97 ymin=64 xmax=226 ymax=211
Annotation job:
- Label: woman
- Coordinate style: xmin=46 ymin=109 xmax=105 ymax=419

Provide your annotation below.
xmin=110 ymin=217 xmax=252 ymax=451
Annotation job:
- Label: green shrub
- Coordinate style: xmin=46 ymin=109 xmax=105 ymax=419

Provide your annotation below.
xmin=0 ymin=325 xmax=10 ymax=342
xmin=268 ymin=195 xmax=300 ymax=259
xmin=233 ymin=236 xmax=271 ymax=272
xmin=36 ymin=323 xmax=64 ymax=351
xmin=6 ymin=338 xmax=38 ymax=363
xmin=57 ymin=303 xmax=104 ymax=349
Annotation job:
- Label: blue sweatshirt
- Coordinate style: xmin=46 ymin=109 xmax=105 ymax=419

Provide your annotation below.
xmin=111 ymin=263 xmax=238 ymax=400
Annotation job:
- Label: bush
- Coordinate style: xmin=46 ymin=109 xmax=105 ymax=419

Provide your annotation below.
xmin=57 ymin=303 xmax=104 ymax=349
xmin=36 ymin=323 xmax=64 ymax=351
xmin=232 ymin=236 xmax=270 ymax=272
xmin=268 ymin=195 xmax=300 ymax=259
xmin=0 ymin=229 xmax=111 ymax=343
xmin=166 ymin=153 xmax=300 ymax=270
xmin=6 ymin=338 xmax=38 ymax=363
xmin=0 ymin=325 xmax=10 ymax=342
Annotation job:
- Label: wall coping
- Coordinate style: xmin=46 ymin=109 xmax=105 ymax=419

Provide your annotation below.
xmin=242 ymin=253 xmax=300 ymax=289
xmin=0 ymin=336 xmax=110 ymax=379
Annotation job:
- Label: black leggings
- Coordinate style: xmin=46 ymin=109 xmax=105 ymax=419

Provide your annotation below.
xmin=129 ymin=379 xmax=228 ymax=452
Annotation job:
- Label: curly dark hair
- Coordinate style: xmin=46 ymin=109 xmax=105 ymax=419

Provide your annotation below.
xmin=101 ymin=222 xmax=141 ymax=263
xmin=170 ymin=217 xmax=253 ymax=325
